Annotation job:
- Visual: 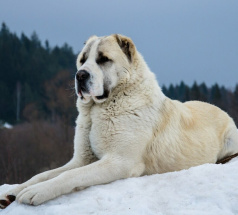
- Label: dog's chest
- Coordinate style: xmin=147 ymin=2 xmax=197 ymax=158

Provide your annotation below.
xmin=89 ymin=107 xmax=114 ymax=159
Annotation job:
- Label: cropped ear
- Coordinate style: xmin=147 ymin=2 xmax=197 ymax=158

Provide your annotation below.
xmin=114 ymin=34 xmax=136 ymax=63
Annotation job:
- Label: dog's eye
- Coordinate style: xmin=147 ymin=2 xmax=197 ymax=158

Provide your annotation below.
xmin=80 ymin=57 xmax=86 ymax=64
xmin=80 ymin=53 xmax=87 ymax=64
xmin=96 ymin=55 xmax=111 ymax=65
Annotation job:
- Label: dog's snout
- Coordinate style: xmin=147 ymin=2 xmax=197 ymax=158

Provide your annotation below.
xmin=76 ymin=70 xmax=90 ymax=81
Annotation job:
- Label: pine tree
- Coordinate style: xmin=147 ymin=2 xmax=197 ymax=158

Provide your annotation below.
xmin=199 ymin=83 xmax=208 ymax=102
xmin=190 ymin=81 xmax=201 ymax=100
xmin=210 ymin=83 xmax=222 ymax=107
xmin=178 ymin=81 xmax=190 ymax=102
xmin=168 ymin=84 xmax=176 ymax=99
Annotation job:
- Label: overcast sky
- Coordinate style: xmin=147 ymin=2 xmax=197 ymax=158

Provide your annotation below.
xmin=0 ymin=0 xmax=237 ymax=88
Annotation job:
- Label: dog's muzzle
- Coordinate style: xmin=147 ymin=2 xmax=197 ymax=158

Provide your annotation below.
xmin=76 ymin=70 xmax=90 ymax=95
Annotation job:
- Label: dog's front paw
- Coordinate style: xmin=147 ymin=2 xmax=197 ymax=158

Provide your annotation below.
xmin=0 ymin=185 xmax=26 ymax=209
xmin=17 ymin=184 xmax=52 ymax=206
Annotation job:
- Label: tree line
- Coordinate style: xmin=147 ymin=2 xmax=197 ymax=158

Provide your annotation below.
xmin=0 ymin=23 xmax=77 ymax=125
xmin=0 ymin=23 xmax=237 ymax=184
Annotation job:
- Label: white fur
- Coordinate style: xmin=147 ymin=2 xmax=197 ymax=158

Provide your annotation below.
xmin=1 ymin=34 xmax=238 ymax=207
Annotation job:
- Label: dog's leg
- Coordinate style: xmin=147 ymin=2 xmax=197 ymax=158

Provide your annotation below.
xmin=0 ymin=160 xmax=79 ymax=209
xmin=0 ymin=149 xmax=97 ymax=209
xmin=16 ymin=156 xmax=145 ymax=206
xmin=0 ymin=111 xmax=95 ymax=209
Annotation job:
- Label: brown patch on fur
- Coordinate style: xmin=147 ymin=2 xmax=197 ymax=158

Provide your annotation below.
xmin=80 ymin=52 xmax=87 ymax=64
xmin=114 ymin=34 xmax=135 ymax=62
xmin=7 ymin=195 xmax=16 ymax=202
xmin=0 ymin=199 xmax=10 ymax=208
xmin=96 ymin=51 xmax=112 ymax=65
xmin=79 ymin=38 xmax=97 ymax=65
xmin=216 ymin=153 xmax=238 ymax=164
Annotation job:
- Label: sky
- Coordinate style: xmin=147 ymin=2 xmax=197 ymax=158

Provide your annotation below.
xmin=0 ymin=0 xmax=237 ymax=88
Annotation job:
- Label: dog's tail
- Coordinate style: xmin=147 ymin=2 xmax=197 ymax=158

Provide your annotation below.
xmin=216 ymin=153 xmax=238 ymax=164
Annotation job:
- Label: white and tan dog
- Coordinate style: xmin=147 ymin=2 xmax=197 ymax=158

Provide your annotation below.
xmin=1 ymin=34 xmax=238 ymax=208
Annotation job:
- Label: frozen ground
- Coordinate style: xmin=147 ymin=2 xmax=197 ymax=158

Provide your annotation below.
xmin=0 ymin=158 xmax=238 ymax=215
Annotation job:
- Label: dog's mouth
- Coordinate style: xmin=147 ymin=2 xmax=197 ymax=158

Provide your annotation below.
xmin=78 ymin=89 xmax=83 ymax=99
xmin=76 ymin=83 xmax=91 ymax=104
xmin=95 ymin=89 xmax=109 ymax=100
xmin=76 ymin=85 xmax=85 ymax=100
xmin=76 ymin=83 xmax=110 ymax=103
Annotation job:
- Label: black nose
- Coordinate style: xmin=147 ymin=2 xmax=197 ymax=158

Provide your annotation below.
xmin=76 ymin=70 xmax=90 ymax=81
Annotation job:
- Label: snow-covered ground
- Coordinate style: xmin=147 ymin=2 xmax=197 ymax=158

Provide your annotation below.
xmin=3 ymin=122 xmax=13 ymax=129
xmin=1 ymin=158 xmax=238 ymax=215
xmin=0 ymin=122 xmax=13 ymax=129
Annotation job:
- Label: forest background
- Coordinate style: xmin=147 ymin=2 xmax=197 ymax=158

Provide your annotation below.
xmin=0 ymin=23 xmax=238 ymax=184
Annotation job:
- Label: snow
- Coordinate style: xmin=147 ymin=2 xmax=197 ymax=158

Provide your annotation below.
xmin=2 ymin=122 xmax=13 ymax=129
xmin=1 ymin=158 xmax=238 ymax=215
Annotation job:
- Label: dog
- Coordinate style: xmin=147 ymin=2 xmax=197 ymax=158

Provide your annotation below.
xmin=1 ymin=34 xmax=238 ymax=208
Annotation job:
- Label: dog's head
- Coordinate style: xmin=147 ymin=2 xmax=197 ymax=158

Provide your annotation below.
xmin=75 ymin=34 xmax=136 ymax=104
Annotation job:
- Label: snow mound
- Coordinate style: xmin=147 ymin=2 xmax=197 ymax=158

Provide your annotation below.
xmin=1 ymin=158 xmax=238 ymax=215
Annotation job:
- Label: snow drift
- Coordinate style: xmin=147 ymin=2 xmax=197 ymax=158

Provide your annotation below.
xmin=0 ymin=158 xmax=237 ymax=215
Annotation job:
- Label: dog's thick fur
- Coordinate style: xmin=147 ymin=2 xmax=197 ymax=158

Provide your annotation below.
xmin=1 ymin=34 xmax=238 ymax=208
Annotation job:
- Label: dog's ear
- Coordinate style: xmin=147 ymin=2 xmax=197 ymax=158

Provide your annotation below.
xmin=114 ymin=34 xmax=136 ymax=63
